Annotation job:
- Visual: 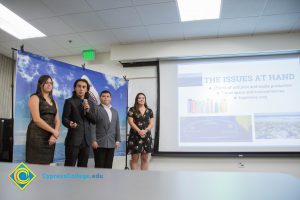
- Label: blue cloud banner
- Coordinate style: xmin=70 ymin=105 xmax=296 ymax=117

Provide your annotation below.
xmin=14 ymin=51 xmax=128 ymax=163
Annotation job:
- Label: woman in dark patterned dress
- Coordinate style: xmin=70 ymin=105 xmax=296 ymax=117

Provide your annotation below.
xmin=26 ymin=75 xmax=60 ymax=164
xmin=128 ymin=93 xmax=154 ymax=170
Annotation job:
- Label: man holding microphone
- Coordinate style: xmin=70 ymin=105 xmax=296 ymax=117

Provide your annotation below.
xmin=62 ymin=78 xmax=96 ymax=167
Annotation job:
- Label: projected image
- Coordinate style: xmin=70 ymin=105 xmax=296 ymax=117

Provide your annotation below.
xmin=179 ymin=116 xmax=252 ymax=143
xmin=178 ymin=73 xmax=202 ymax=87
xmin=255 ymin=113 xmax=300 ymax=139
xmin=187 ymin=98 xmax=228 ymax=113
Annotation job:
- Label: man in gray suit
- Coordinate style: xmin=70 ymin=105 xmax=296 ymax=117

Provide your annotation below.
xmin=91 ymin=90 xmax=120 ymax=168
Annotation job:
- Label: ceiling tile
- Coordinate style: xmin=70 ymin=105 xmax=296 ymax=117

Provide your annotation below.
xmin=41 ymin=0 xmax=92 ymax=15
xmin=183 ymin=20 xmax=220 ymax=39
xmin=0 ymin=0 xmax=55 ymax=20
xmin=255 ymin=13 xmax=300 ymax=33
xmin=147 ymin=23 xmax=184 ymax=41
xmin=0 ymin=0 xmax=298 ymax=58
xmin=67 ymin=45 xmax=111 ymax=55
xmin=0 ymin=29 xmax=18 ymax=42
xmin=136 ymin=2 xmax=180 ymax=25
xmin=50 ymin=34 xmax=89 ymax=48
xmin=263 ymin=0 xmax=300 ymax=15
xmin=221 ymin=0 xmax=268 ymax=18
xmin=22 ymin=46 xmax=45 ymax=56
xmin=132 ymin=0 xmax=175 ymax=6
xmin=86 ymin=0 xmax=132 ymax=10
xmin=0 ymin=40 xmax=26 ymax=52
xmin=219 ymin=17 xmax=258 ymax=36
xmin=94 ymin=44 xmax=111 ymax=53
xmin=23 ymin=37 xmax=63 ymax=51
xmin=60 ymin=12 xmax=107 ymax=32
xmin=0 ymin=46 xmax=11 ymax=57
xmin=29 ymin=17 xmax=75 ymax=36
xmin=112 ymin=27 xmax=150 ymax=44
xmin=79 ymin=30 xmax=119 ymax=46
xmin=67 ymin=46 xmax=96 ymax=56
xmin=97 ymin=7 xmax=143 ymax=28
xmin=42 ymin=48 xmax=72 ymax=58
xmin=66 ymin=44 xmax=111 ymax=55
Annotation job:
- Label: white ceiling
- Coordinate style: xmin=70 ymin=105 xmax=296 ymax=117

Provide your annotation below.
xmin=0 ymin=0 xmax=299 ymax=58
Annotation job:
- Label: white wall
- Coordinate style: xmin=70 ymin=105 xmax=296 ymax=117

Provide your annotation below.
xmin=55 ymin=53 xmax=157 ymax=78
xmin=54 ymin=34 xmax=300 ymax=174
xmin=85 ymin=156 xmax=300 ymax=178
xmin=55 ymin=53 xmax=125 ymax=77
xmin=111 ymin=32 xmax=300 ymax=61
xmin=149 ymin=157 xmax=300 ymax=177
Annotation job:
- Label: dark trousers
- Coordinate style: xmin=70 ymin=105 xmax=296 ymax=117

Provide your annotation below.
xmin=65 ymin=140 xmax=90 ymax=167
xmin=93 ymin=147 xmax=115 ymax=168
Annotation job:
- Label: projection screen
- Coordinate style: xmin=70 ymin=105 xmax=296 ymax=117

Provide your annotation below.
xmin=158 ymin=54 xmax=300 ymax=154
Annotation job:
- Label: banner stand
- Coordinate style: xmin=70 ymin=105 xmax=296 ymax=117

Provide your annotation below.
xmin=123 ymin=76 xmax=130 ymax=170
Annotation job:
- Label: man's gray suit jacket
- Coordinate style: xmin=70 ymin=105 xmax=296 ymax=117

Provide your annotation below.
xmin=91 ymin=104 xmax=120 ymax=148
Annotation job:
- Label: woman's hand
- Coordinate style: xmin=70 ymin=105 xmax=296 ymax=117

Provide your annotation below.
xmin=138 ymin=130 xmax=147 ymax=138
xmin=48 ymin=135 xmax=57 ymax=145
xmin=52 ymin=129 xmax=59 ymax=138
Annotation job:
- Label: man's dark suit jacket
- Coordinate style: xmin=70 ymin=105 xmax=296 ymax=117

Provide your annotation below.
xmin=62 ymin=94 xmax=96 ymax=146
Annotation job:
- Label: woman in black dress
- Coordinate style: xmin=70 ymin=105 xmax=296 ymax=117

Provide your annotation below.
xmin=128 ymin=93 xmax=154 ymax=170
xmin=26 ymin=75 xmax=60 ymax=164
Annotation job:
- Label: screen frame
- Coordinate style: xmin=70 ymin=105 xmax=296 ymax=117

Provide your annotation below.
xmin=154 ymin=51 xmax=300 ymax=157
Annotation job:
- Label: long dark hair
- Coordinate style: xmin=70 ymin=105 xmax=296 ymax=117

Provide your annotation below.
xmin=134 ymin=92 xmax=148 ymax=114
xmin=72 ymin=78 xmax=90 ymax=98
xmin=32 ymin=75 xmax=54 ymax=101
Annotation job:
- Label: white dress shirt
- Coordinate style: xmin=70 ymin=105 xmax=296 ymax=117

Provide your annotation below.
xmin=101 ymin=103 xmax=112 ymax=122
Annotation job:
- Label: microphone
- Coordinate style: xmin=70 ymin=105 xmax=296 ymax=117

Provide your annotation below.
xmin=83 ymin=99 xmax=88 ymax=115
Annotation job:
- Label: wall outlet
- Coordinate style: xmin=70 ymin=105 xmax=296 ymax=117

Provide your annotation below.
xmin=238 ymin=162 xmax=245 ymax=168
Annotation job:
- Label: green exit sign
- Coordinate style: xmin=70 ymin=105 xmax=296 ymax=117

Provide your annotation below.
xmin=82 ymin=50 xmax=95 ymax=61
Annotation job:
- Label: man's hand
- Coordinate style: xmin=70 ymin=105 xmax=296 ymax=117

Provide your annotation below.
xmin=83 ymin=101 xmax=90 ymax=112
xmin=70 ymin=121 xmax=78 ymax=128
xmin=91 ymin=141 xmax=99 ymax=149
